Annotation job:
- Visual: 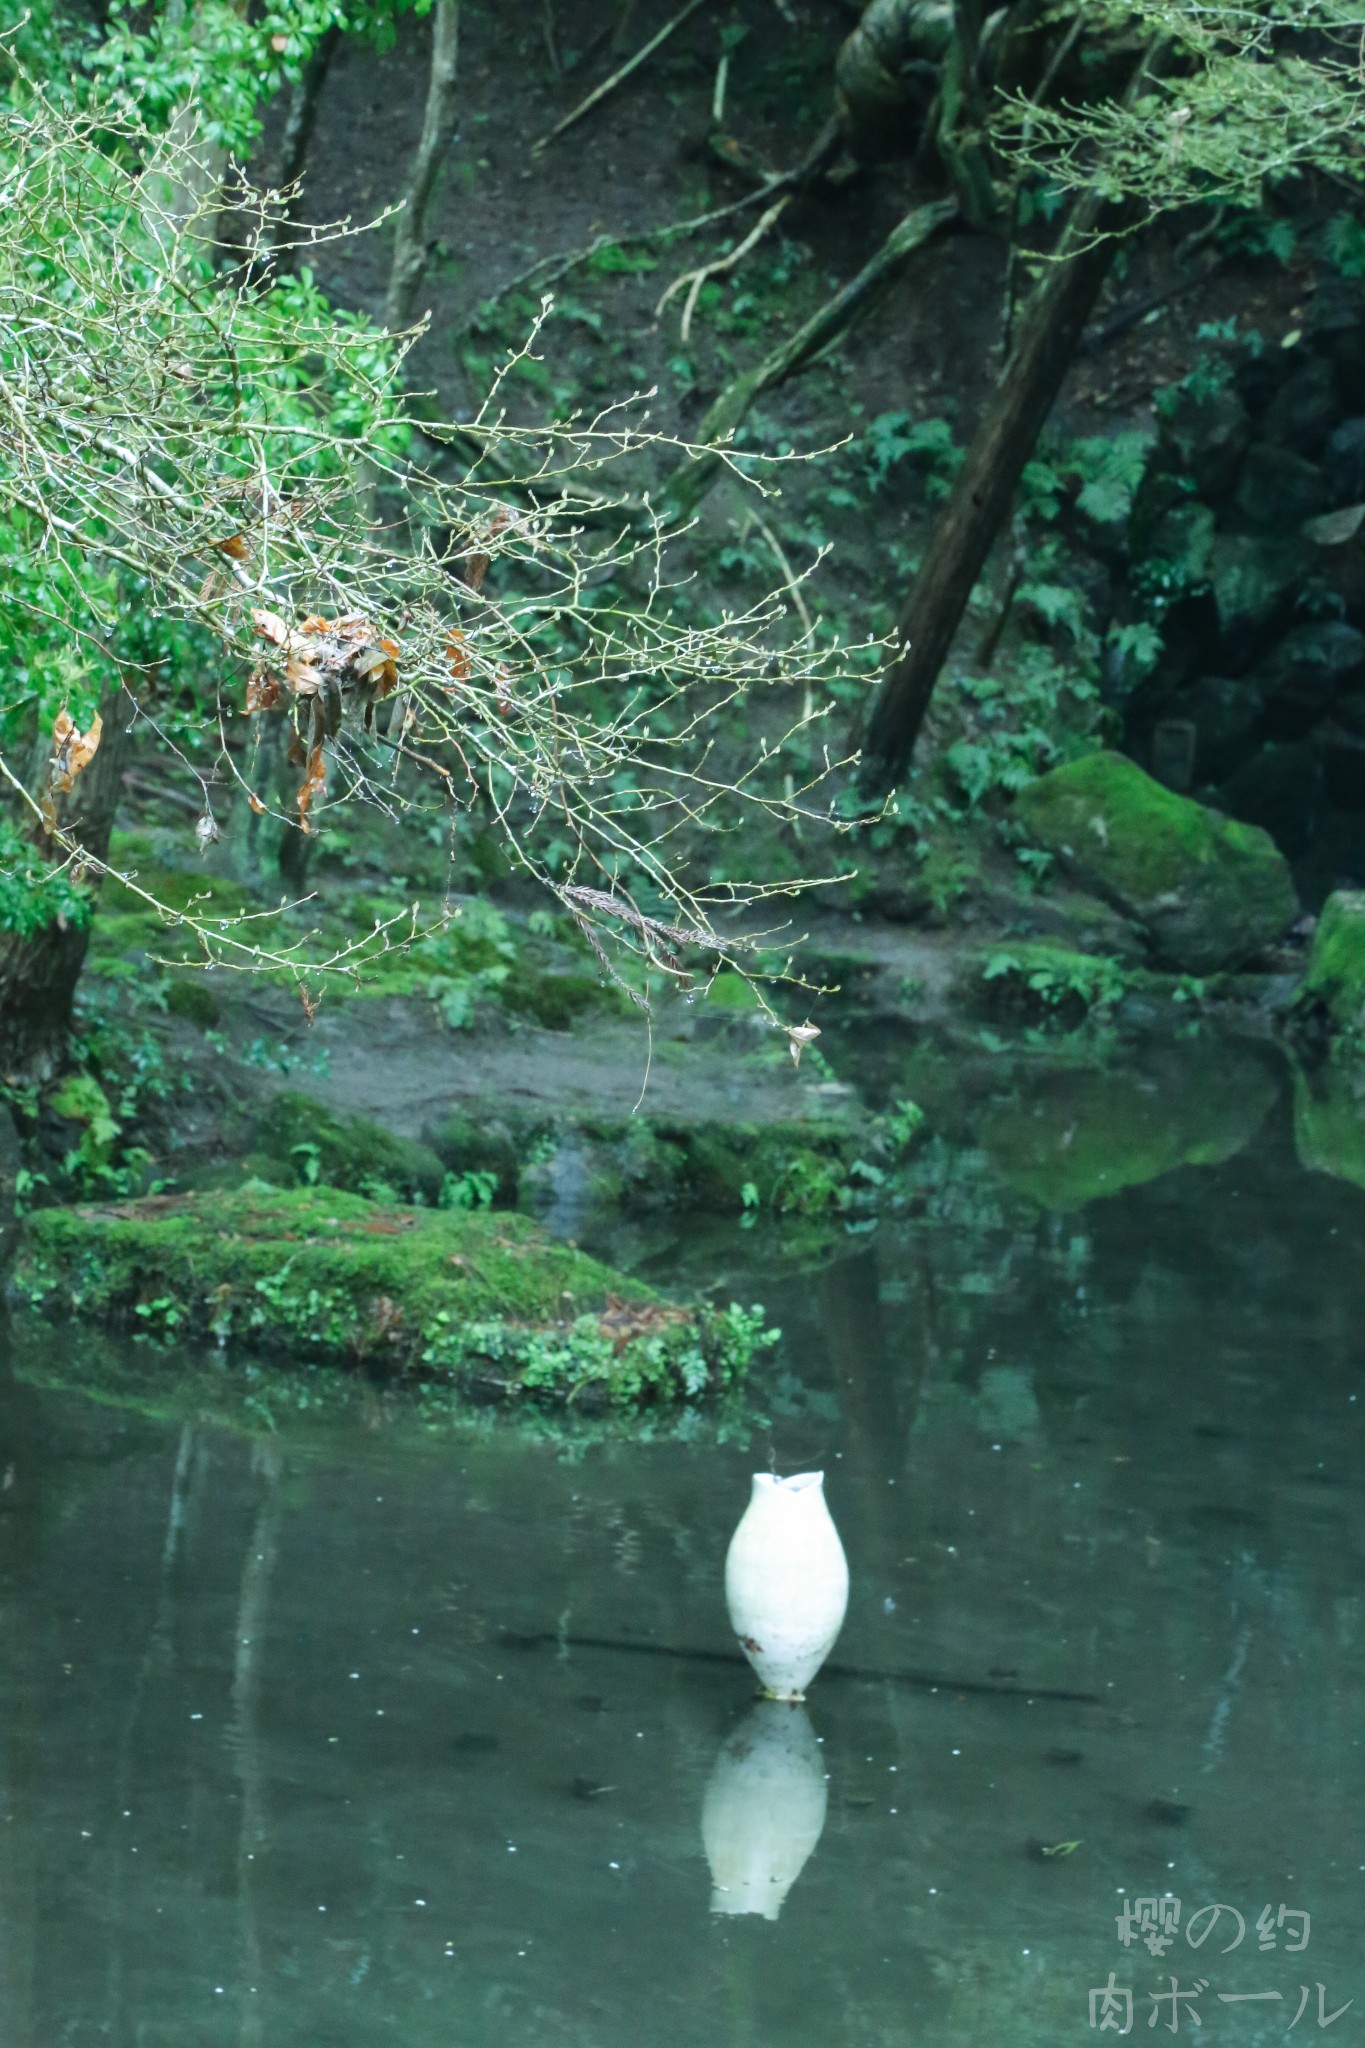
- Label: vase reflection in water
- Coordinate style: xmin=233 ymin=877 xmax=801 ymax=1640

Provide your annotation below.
xmin=702 ymin=1700 xmax=828 ymax=1919
xmin=724 ymin=1471 xmax=849 ymax=1701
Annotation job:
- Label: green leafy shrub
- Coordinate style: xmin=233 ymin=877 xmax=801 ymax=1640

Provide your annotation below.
xmin=863 ymin=413 xmax=963 ymax=495
xmin=979 ymin=945 xmax=1129 ymax=1029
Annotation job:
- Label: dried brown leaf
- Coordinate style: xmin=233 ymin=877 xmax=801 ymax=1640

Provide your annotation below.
xmin=297 ymin=741 xmax=326 ymax=826
xmin=285 ymin=654 xmax=324 ymax=696
xmin=246 ymin=668 xmax=281 ymax=714
xmin=252 ymin=607 xmax=290 ymax=647
xmin=50 ymin=708 xmax=103 ymax=795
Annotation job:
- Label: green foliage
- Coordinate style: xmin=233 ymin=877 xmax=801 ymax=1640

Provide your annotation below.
xmin=420 ymin=900 xmax=516 ymax=1029
xmin=1020 ymin=430 xmax=1154 ymax=530
xmin=49 ymin=1072 xmax=121 ymax=1165
xmin=1001 ymin=1 xmax=1365 ymax=217
xmin=1322 ymin=211 xmax=1365 ymax=279
xmin=940 ymin=646 xmax=1099 ymax=809
xmin=84 ymin=0 xmax=431 ymax=157
xmin=0 ymin=816 xmax=93 ymax=938
xmin=86 ymin=0 xmax=323 ymax=150
xmin=863 ymin=413 xmax=963 ymax=495
xmin=1105 ymin=620 xmax=1163 ymax=681
xmin=885 ymin=1099 xmax=926 ymax=1152
xmin=1069 ymin=432 xmax=1154 ymax=527
xmin=439 ymin=1169 xmax=498 ymax=1211
xmin=586 ymin=241 xmax=660 ymax=276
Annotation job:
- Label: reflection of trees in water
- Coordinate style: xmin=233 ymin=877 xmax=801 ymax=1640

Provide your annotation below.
xmin=105 ymin=1421 xmax=206 ymax=2043
xmin=0 ymin=1355 xmax=43 ymax=2048
xmin=229 ymin=1441 xmax=283 ymax=2048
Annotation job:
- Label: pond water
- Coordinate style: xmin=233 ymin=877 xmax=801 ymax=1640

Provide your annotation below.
xmin=2 ymin=1042 xmax=1365 ymax=2046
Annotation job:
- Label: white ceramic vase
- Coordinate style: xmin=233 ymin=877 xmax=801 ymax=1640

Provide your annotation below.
xmin=701 ymin=1700 xmax=828 ymax=1919
xmin=724 ymin=1471 xmax=848 ymax=1701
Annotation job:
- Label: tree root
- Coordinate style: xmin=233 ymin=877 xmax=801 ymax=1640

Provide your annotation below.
xmin=655 ymin=194 xmax=793 ymax=343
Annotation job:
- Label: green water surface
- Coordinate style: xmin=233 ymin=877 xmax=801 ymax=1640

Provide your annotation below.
xmin=1 ymin=1046 xmax=1363 ymax=2046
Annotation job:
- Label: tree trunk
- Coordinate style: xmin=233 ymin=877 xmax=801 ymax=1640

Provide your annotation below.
xmin=858 ymin=40 xmax=1166 ymax=799
xmin=856 ymin=195 xmax=1123 ymax=799
xmin=271 ymin=22 xmax=343 ymax=273
xmin=0 ymin=687 xmax=131 ymax=1078
xmin=385 ymin=0 xmax=461 ymax=331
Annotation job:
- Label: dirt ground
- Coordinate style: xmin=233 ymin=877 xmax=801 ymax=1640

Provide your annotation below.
xmin=266 ymin=0 xmax=1301 ymax=468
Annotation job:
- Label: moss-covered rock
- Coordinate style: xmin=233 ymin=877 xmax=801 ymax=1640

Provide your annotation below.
xmin=1012 ymin=751 xmax=1297 ymax=973
xmin=564 ymin=1116 xmax=876 ymax=1216
xmin=1292 ymin=1060 xmax=1365 ymax=1190
xmin=9 ymin=1185 xmax=775 ymax=1409
xmin=248 ymin=1092 xmax=448 ymax=1204
xmin=164 ymin=976 xmax=221 ymax=1029
xmin=1292 ymin=890 xmax=1365 ymax=1039
xmin=426 ymin=1108 xmax=522 ymax=1202
xmin=976 ymin=1050 xmax=1277 ymax=1209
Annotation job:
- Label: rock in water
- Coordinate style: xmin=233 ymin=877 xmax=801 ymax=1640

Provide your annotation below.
xmin=1013 ymin=751 xmax=1298 ymax=973
xmin=1293 ymin=1059 xmax=1365 ymax=1188
xmin=1293 ymin=889 xmax=1365 ymax=1039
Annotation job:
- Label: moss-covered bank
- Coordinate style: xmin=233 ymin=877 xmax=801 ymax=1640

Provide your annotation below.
xmin=9 ymin=1186 xmax=775 ymax=1411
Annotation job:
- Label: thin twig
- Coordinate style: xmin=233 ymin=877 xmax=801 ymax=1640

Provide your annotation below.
xmin=1002 ymin=9 xmax=1085 ymax=352
xmin=744 ymin=510 xmax=812 ymax=644
xmin=532 ymin=0 xmax=710 ymax=152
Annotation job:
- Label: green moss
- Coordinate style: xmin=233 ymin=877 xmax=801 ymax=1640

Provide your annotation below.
xmin=1012 ymin=751 xmax=1297 ymax=973
xmin=246 ymin=1092 xmax=450 ymax=1205
xmin=9 ymin=1185 xmax=776 ymax=1409
xmin=1293 ymin=891 xmax=1365 ymax=1039
xmin=48 ymin=1073 xmax=120 ymax=1167
xmin=499 ymin=963 xmax=625 ymax=1031
xmin=165 ymin=976 xmax=221 ymax=1028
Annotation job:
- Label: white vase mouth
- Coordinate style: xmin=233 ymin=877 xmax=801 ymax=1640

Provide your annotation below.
xmin=753 ymin=1470 xmax=824 ymax=1493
